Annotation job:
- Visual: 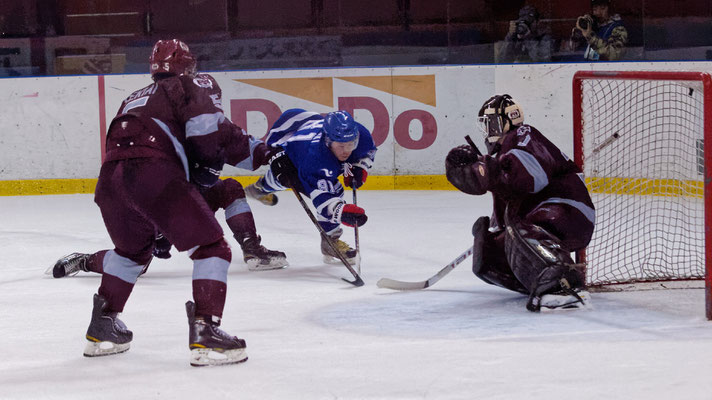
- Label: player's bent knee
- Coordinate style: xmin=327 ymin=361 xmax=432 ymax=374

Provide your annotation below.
xmin=190 ymin=238 xmax=232 ymax=263
xmin=222 ymin=178 xmax=246 ymax=201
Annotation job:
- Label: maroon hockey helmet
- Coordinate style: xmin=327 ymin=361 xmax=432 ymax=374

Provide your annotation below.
xmin=149 ymin=39 xmax=197 ymax=81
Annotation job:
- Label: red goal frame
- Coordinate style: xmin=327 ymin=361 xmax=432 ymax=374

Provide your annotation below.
xmin=572 ymin=70 xmax=712 ymax=320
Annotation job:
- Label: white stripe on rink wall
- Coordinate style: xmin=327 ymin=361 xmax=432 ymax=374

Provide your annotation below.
xmin=0 ymin=61 xmax=710 ymax=181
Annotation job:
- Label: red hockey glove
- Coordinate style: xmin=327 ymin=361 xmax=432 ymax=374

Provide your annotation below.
xmin=344 ymin=166 xmax=368 ymax=189
xmin=339 ymin=204 xmax=368 ymax=227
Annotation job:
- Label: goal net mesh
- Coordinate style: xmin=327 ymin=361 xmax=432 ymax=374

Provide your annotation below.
xmin=578 ymin=77 xmax=706 ymax=286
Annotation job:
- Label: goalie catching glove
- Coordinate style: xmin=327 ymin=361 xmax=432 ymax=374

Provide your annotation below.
xmin=445 ymin=145 xmax=500 ymax=195
xmin=334 ymin=203 xmax=367 ymax=227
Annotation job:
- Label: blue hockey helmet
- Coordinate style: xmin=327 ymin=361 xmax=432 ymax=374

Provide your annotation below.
xmin=323 ymin=111 xmax=359 ymax=144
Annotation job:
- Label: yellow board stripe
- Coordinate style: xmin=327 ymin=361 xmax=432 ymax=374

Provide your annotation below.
xmin=0 ymin=175 xmax=458 ymax=196
xmin=0 ymin=179 xmax=98 ymax=196
xmin=586 ymin=176 xmax=704 ymax=198
xmin=2 ymin=176 xmax=704 ymax=197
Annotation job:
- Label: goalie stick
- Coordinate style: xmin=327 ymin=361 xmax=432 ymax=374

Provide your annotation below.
xmin=377 ymin=135 xmax=479 ymax=290
xmin=464 ymin=135 xmax=483 ymax=157
xmin=376 ymin=246 xmax=473 ymax=290
xmin=292 ymin=189 xmax=365 ymax=287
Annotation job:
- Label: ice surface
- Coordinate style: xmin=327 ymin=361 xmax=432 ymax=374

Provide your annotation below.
xmin=1 ymin=191 xmax=710 ymax=399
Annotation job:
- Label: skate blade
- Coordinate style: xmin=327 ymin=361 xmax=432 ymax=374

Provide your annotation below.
xmin=540 ymin=291 xmax=592 ymax=312
xmin=247 ymin=257 xmax=289 ymax=271
xmin=44 ymin=264 xmax=80 ymax=278
xmin=190 ymin=348 xmax=248 ymax=367
xmin=83 ymin=340 xmax=130 ymax=357
xmin=322 ymin=254 xmax=358 ymax=266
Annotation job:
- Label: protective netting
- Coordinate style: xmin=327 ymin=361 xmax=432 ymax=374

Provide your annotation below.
xmin=578 ymin=77 xmax=706 ymax=286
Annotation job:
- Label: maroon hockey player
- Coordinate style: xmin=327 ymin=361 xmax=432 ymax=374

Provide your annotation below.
xmin=53 ymin=39 xmax=277 ymax=366
xmin=445 ymin=94 xmax=596 ymax=311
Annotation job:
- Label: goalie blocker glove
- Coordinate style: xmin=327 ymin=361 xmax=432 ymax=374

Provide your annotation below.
xmin=334 ymin=203 xmax=367 ymax=227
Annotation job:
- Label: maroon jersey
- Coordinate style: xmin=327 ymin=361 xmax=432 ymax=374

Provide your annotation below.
xmin=104 ymin=73 xmax=270 ymax=179
xmin=489 ymin=124 xmax=595 ymax=231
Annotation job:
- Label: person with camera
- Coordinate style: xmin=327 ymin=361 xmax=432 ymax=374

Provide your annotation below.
xmin=567 ymin=0 xmax=628 ymax=61
xmin=498 ymin=5 xmax=552 ymax=63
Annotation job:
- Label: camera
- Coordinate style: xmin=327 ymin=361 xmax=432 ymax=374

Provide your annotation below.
xmin=515 ymin=19 xmax=531 ymax=37
xmin=576 ymin=15 xmax=593 ymax=31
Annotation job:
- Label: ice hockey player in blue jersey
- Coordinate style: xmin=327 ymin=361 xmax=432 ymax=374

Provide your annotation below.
xmin=245 ymin=109 xmax=376 ymax=265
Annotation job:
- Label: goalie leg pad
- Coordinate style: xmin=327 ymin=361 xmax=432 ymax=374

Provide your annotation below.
xmin=471 ymin=216 xmax=489 ymax=276
xmin=471 ymin=216 xmax=528 ymax=294
xmin=504 ymin=220 xmax=586 ymax=311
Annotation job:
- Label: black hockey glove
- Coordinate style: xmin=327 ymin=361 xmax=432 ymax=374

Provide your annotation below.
xmin=446 ymin=144 xmax=478 ymax=168
xmin=446 ymin=153 xmax=500 ymax=196
xmin=190 ymin=160 xmax=222 ymax=188
xmin=344 ymin=166 xmax=368 ymax=189
xmin=269 ymin=150 xmax=299 ymax=189
xmin=338 ymin=203 xmax=368 ymax=227
xmin=153 ymin=233 xmax=172 ymax=259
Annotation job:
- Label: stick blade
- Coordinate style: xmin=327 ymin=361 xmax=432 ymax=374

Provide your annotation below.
xmin=376 ymin=278 xmax=428 ymax=291
xmin=343 ymin=276 xmax=365 ymax=287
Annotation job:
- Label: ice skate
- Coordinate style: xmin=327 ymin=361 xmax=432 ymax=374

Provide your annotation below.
xmin=47 ymin=252 xmax=90 ymax=278
xmin=240 ymin=236 xmax=288 ymax=271
xmin=321 ymin=235 xmax=358 ymax=265
xmin=186 ymin=301 xmax=248 ymax=367
xmin=538 ymin=289 xmax=591 ymax=311
xmin=245 ymin=178 xmax=278 ymax=206
xmin=84 ymin=294 xmax=132 ymax=357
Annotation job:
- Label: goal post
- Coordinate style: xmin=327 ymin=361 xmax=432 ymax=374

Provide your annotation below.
xmin=572 ymin=70 xmax=712 ymax=320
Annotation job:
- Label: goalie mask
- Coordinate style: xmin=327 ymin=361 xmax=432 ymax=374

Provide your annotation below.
xmin=477 ymin=94 xmax=524 ymax=154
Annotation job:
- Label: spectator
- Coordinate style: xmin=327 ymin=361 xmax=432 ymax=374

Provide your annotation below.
xmin=498 ymin=5 xmax=553 ymax=63
xmin=566 ymin=0 xmax=628 ymax=61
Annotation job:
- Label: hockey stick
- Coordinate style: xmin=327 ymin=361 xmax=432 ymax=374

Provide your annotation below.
xmin=464 ymin=135 xmax=483 ymax=157
xmin=352 ymin=188 xmax=361 ymax=275
xmin=376 ymin=135 xmax=480 ymax=290
xmin=292 ymin=189 xmax=364 ymax=287
xmin=376 ymin=246 xmax=473 ymax=290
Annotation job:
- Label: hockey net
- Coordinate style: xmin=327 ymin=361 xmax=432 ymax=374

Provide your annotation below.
xmin=572 ymin=70 xmax=712 ymax=319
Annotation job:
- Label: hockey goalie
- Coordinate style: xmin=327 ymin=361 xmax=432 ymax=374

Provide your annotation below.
xmin=445 ymin=94 xmax=596 ymax=311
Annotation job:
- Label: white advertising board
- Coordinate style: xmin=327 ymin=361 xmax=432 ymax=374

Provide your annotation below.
xmin=1 ymin=61 xmax=710 ymax=181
